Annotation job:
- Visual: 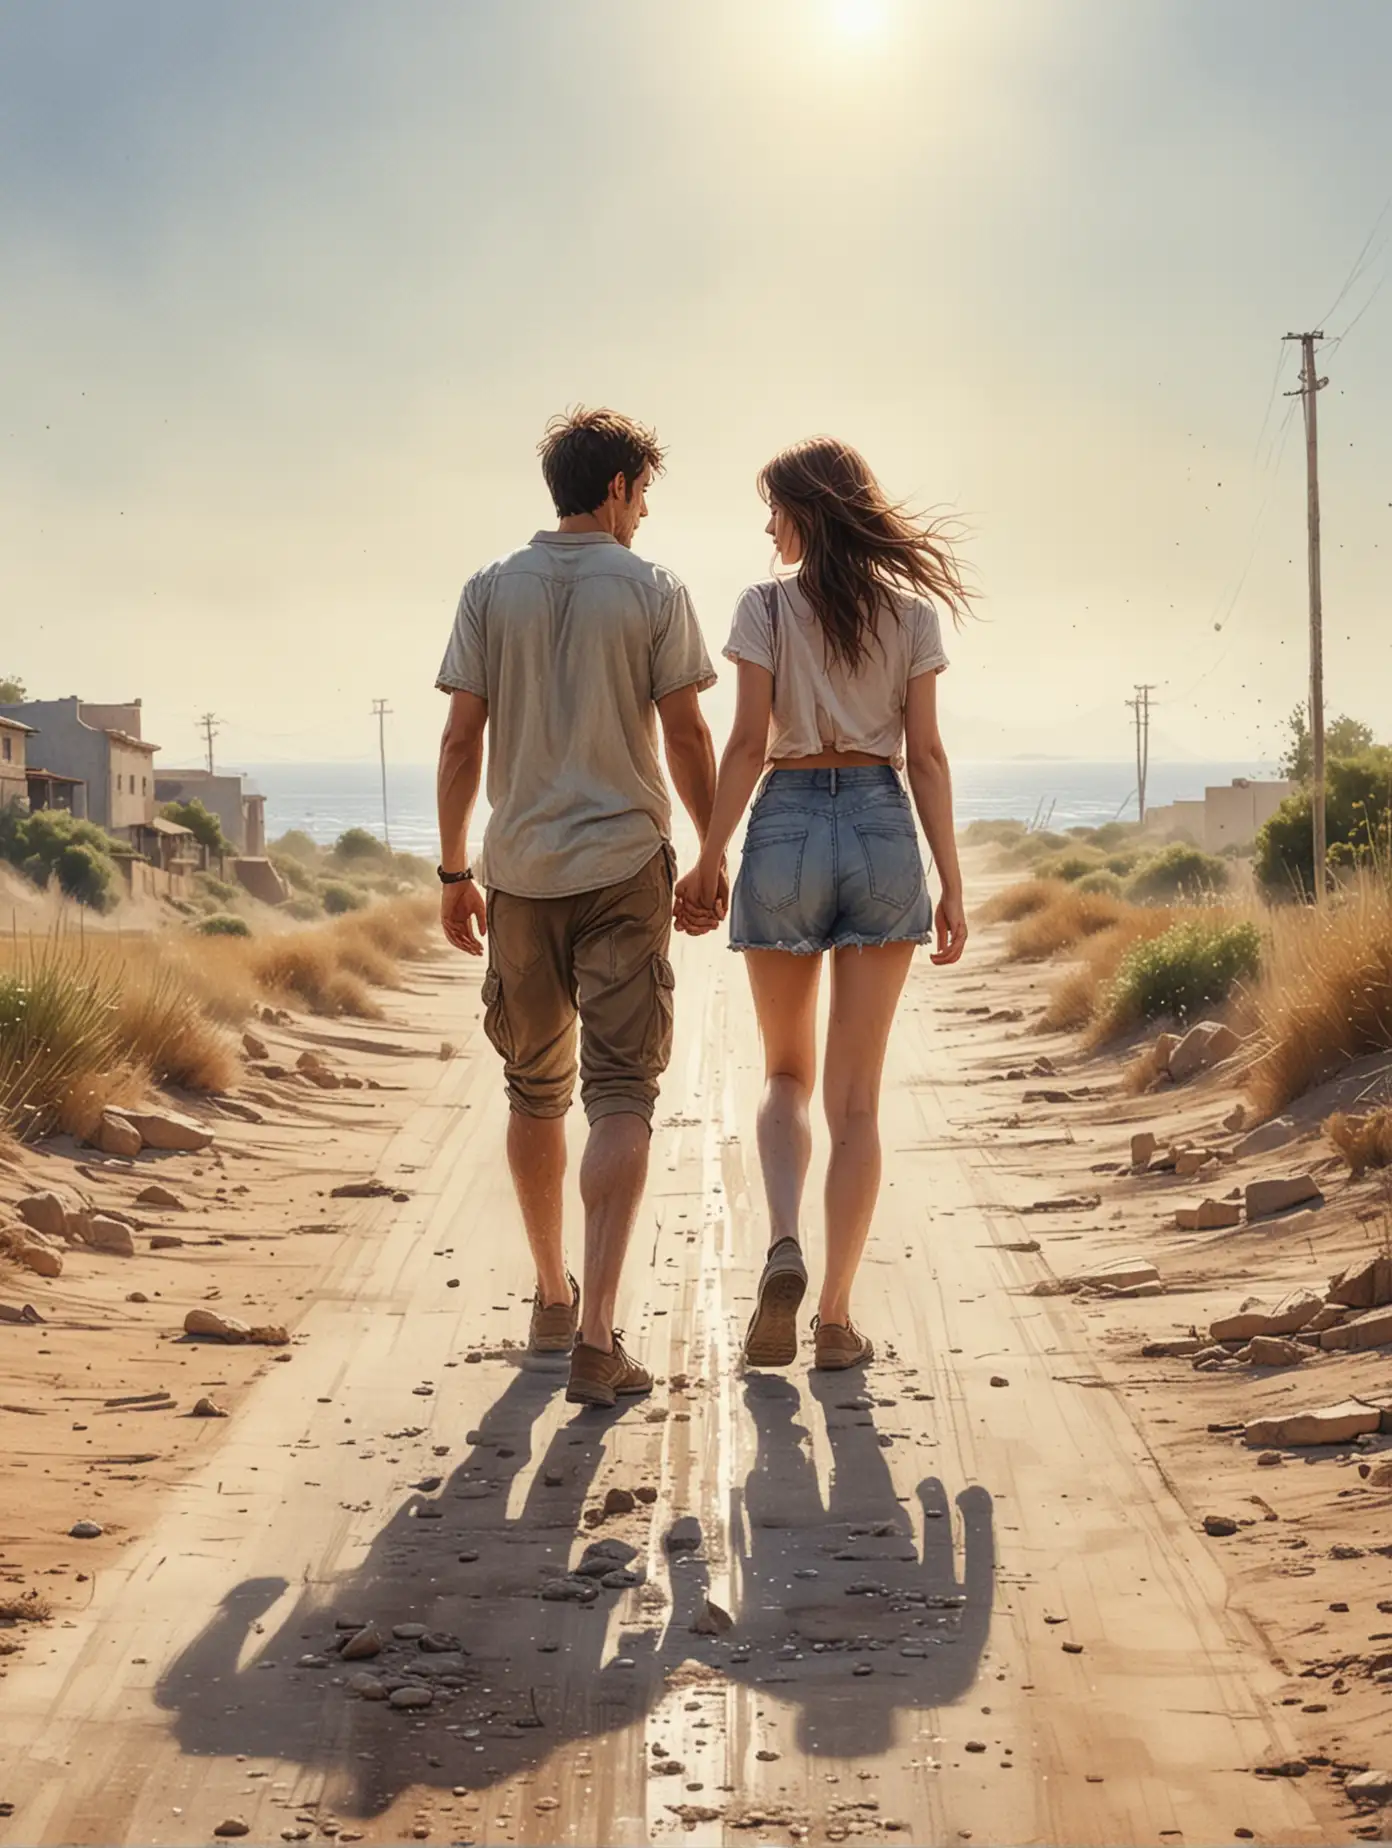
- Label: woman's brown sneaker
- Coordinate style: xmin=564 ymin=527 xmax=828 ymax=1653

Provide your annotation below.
xmin=812 ymin=1316 xmax=874 ymax=1371
xmin=528 ymin=1273 xmax=580 ymax=1355
xmin=565 ymin=1331 xmax=653 ymax=1408
xmin=743 ymin=1237 xmax=808 ymax=1368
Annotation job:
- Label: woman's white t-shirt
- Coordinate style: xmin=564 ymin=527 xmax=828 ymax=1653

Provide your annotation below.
xmin=723 ymin=577 xmax=948 ymax=768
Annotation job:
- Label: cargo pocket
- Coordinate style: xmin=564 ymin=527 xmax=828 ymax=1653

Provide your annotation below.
xmin=855 ymin=822 xmax=925 ymax=909
xmin=644 ymin=955 xmax=676 ymax=1074
xmin=743 ymin=826 xmax=808 ymax=912
xmin=481 ymin=966 xmax=515 ymax=1061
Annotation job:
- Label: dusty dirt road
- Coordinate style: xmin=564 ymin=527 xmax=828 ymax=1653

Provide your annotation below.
xmin=0 ymin=940 xmax=1338 ymax=1846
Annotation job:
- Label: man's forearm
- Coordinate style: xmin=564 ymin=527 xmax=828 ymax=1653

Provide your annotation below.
xmin=437 ymin=733 xmax=483 ymax=869
xmin=666 ymin=727 xmax=718 ymax=841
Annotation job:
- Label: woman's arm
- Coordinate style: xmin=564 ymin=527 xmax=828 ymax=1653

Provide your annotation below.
xmin=674 ymin=659 xmax=772 ymax=920
xmin=903 ymin=670 xmax=968 ymax=966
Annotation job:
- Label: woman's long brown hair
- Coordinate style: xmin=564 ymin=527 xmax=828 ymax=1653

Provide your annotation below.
xmin=758 ymin=436 xmax=973 ymax=672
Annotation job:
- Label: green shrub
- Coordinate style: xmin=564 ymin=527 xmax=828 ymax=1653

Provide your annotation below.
xmin=1255 ymin=748 xmax=1392 ymax=898
xmin=1106 ymin=920 xmax=1261 ymax=1029
xmin=195 ymin=912 xmax=252 ymax=937
xmin=964 ymin=819 xmax=1027 ymax=845
xmin=1075 ymin=869 xmax=1124 ymax=897
xmin=55 ymin=842 xmax=118 ymax=911
xmin=1104 ymin=849 xmax=1144 ymax=875
xmin=320 ymin=881 xmax=367 ymax=915
xmin=332 ymin=827 xmax=389 ymax=864
xmin=271 ymin=829 xmax=322 ymax=865
xmin=271 ymin=852 xmax=316 ymax=893
xmin=1038 ymin=851 xmax=1103 ymax=882
xmin=194 ymin=873 xmax=239 ymax=906
xmin=161 ymin=798 xmax=231 ymax=857
xmin=283 ymin=895 xmax=323 ymax=921
xmin=1087 ymin=821 xmax=1141 ymax=851
xmin=1125 ymin=842 xmax=1229 ymax=904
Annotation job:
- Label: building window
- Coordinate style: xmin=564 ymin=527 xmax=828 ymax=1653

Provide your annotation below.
xmin=142 ymin=775 xmax=148 ymax=794
xmin=2 ymin=736 xmax=10 ymax=762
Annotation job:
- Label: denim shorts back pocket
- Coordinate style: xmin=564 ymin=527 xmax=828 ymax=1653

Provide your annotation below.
xmin=742 ymin=825 xmax=809 ymax=913
xmin=854 ymin=819 xmax=925 ymax=910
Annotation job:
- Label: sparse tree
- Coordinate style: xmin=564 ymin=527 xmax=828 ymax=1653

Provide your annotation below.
xmin=1278 ymin=705 xmax=1375 ymax=783
xmin=0 ymin=674 xmax=26 ymax=703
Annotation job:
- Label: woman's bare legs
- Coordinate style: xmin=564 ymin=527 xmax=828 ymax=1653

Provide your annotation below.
xmin=744 ymin=950 xmax=822 ymax=1252
xmin=820 ymin=942 xmax=916 ymax=1326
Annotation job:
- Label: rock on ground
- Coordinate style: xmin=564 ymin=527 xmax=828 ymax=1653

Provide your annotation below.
xmin=1175 ymin=1199 xmax=1242 ymax=1232
xmin=1319 ymin=1305 xmax=1392 ymax=1352
xmin=1243 ymin=1400 xmax=1384 ymax=1449
xmin=1168 ymin=1021 xmax=1241 ymax=1083
xmin=15 ymin=1193 xmax=69 ymax=1240
xmin=94 ymin=1111 xmax=143 ymax=1157
xmin=82 ymin=1216 xmax=135 ymax=1258
xmin=1234 ymin=1117 xmax=1300 ymax=1159
xmin=1238 ymin=1336 xmax=1306 ymax=1367
xmin=1211 ymin=1288 xmax=1323 ymax=1343
xmin=183 ymin=1308 xmax=289 ymax=1345
xmin=1328 ymin=1254 xmax=1392 ymax=1310
xmin=135 ymin=1184 xmax=185 ymax=1210
xmin=110 ymin=1108 xmax=214 ymax=1153
xmin=1244 ymin=1174 xmax=1321 ymax=1220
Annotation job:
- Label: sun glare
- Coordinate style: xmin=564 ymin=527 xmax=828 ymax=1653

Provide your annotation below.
xmin=829 ymin=0 xmax=891 ymax=40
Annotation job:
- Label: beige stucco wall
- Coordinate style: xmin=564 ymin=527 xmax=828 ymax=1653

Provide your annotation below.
xmin=1204 ymin=780 xmax=1294 ymax=852
xmin=0 ymin=721 xmax=27 ymax=808
xmin=108 ymin=742 xmax=156 ymax=832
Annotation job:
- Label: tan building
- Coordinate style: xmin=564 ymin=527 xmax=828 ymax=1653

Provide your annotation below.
xmin=0 ymin=714 xmax=33 ymax=810
xmin=1144 ymin=778 xmax=1294 ymax=852
xmin=0 ymin=696 xmax=157 ymax=839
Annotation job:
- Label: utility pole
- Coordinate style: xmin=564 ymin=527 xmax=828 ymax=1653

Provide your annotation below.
xmin=198 ymin=712 xmax=221 ymax=775
xmin=1284 ymin=330 xmax=1328 ymax=899
xmin=1125 ymin=684 xmax=1156 ymax=823
xmin=372 ymin=698 xmax=392 ymax=848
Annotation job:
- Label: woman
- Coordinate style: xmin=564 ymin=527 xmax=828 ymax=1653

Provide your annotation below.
xmin=675 ymin=437 xmax=969 ymax=1372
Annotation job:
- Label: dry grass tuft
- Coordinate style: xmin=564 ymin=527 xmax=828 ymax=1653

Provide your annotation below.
xmin=0 ymin=1591 xmax=53 ymax=1623
xmin=1121 ymin=1038 xmax=1172 ymax=1096
xmin=979 ymin=879 xmax=1061 ymax=926
xmin=1244 ymin=878 xmax=1392 ymax=1115
xmin=1037 ymin=965 xmax=1098 ymax=1034
xmin=247 ymin=936 xmax=382 ymax=1020
xmin=1325 ymin=1107 xmax=1392 ymax=1175
xmin=1007 ymin=888 xmax=1130 ymax=962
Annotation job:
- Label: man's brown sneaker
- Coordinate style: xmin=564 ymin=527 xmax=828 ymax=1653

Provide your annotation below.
xmin=812 ymin=1316 xmax=874 ymax=1371
xmin=565 ymin=1331 xmax=653 ymax=1408
xmin=528 ymin=1274 xmax=580 ymax=1356
xmin=743 ymin=1237 xmax=808 ymax=1368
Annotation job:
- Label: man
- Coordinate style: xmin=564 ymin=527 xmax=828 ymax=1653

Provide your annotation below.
xmin=436 ymin=406 xmax=723 ymax=1408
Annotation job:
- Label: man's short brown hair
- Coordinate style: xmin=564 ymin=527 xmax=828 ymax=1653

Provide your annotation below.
xmin=538 ymin=406 xmax=666 ymax=518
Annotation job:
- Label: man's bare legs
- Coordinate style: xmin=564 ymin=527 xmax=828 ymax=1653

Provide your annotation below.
xmin=506 ymin=1112 xmax=570 ymax=1306
xmin=577 ymin=1112 xmax=650 ymax=1352
xmin=745 ymin=950 xmax=822 ymax=1252
xmin=820 ymin=942 xmax=915 ymax=1326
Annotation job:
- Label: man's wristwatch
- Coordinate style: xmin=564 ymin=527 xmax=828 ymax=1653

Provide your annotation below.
xmin=437 ymin=865 xmax=474 ymax=885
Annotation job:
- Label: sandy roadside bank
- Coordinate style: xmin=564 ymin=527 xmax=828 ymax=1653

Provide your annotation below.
xmin=1 ymin=949 xmax=483 ymax=1696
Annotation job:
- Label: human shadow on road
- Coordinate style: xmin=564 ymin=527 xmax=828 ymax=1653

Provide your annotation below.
xmin=660 ymin=1371 xmax=995 ymax=1757
xmin=156 ymin=1366 xmax=993 ymax=1813
xmin=155 ymin=1366 xmax=666 ymax=1814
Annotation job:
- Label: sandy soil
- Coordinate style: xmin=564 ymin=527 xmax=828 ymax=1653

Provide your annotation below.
xmin=0 ymin=883 xmax=1387 ymax=1846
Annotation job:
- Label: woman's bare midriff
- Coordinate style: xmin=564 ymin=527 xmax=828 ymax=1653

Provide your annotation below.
xmin=769 ymin=749 xmax=894 ymax=770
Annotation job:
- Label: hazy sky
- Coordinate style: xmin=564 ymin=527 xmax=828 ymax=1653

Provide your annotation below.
xmin=3 ymin=0 xmax=1391 ymax=770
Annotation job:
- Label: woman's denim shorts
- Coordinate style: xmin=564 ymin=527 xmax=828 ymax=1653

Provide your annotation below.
xmin=729 ymin=766 xmax=933 ymax=955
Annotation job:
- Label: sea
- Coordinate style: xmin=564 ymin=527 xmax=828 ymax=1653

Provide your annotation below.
xmin=244 ymin=760 xmax=1280 ymax=856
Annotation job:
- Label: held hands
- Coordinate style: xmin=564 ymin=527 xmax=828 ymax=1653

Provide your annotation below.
xmin=441 ymin=878 xmax=487 ymax=956
xmin=674 ymin=856 xmax=729 ymax=936
xmin=931 ymin=889 xmax=968 ymax=966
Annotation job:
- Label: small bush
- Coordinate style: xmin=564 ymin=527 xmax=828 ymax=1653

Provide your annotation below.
xmin=1006 ymin=888 xmax=1128 ymax=961
xmin=1104 ymin=850 xmax=1144 ymax=876
xmin=979 ymin=879 xmax=1059 ymax=925
xmin=1125 ymin=842 xmax=1228 ymax=904
xmin=1087 ymin=822 xmax=1142 ymax=851
xmin=1101 ymin=920 xmax=1261 ymax=1034
xmin=282 ymin=895 xmax=323 ymax=921
xmin=964 ymin=819 xmax=1028 ymax=846
xmin=1324 ymin=1108 xmax=1392 ymax=1175
xmin=320 ymin=881 xmax=368 ymax=915
xmin=195 ymin=873 xmax=239 ymax=906
xmin=162 ymin=798 xmax=231 ymax=857
xmin=1037 ymin=851 xmax=1104 ymax=883
xmin=55 ymin=842 xmax=118 ymax=911
xmin=196 ymin=913 xmax=252 ymax=937
xmin=1075 ymin=869 xmax=1124 ymax=898
xmin=1255 ymin=747 xmax=1392 ymax=898
xmin=332 ymin=827 xmax=389 ymax=864
xmin=271 ymin=853 xmax=316 ymax=893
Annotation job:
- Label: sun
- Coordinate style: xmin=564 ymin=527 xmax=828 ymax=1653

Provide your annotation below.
xmin=828 ymin=0 xmax=891 ymax=39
